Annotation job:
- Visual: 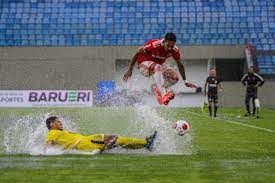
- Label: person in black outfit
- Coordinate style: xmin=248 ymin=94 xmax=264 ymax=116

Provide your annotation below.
xmin=204 ymin=68 xmax=223 ymax=117
xmin=241 ymin=66 xmax=264 ymax=116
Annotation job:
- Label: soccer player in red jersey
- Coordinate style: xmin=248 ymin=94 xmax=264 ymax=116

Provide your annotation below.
xmin=123 ymin=33 xmax=196 ymax=105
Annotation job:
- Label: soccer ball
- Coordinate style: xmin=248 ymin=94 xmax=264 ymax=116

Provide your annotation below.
xmin=172 ymin=120 xmax=190 ymax=136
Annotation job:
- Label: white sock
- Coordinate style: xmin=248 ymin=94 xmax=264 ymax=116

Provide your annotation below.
xmin=153 ymin=67 xmax=166 ymax=96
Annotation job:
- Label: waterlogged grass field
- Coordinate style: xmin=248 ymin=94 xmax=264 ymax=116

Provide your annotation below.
xmin=0 ymin=107 xmax=275 ymax=183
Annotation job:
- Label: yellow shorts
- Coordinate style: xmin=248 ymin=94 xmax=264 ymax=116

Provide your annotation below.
xmin=75 ymin=134 xmax=105 ymax=151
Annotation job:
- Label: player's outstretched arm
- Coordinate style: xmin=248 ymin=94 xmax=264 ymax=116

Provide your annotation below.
xmin=176 ymin=59 xmax=198 ymax=88
xmin=176 ymin=59 xmax=186 ymax=81
xmin=123 ymin=47 xmax=145 ymax=82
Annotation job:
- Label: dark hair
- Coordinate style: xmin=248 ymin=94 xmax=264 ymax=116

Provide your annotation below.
xmin=46 ymin=116 xmax=58 ymax=130
xmin=164 ymin=32 xmax=176 ymax=42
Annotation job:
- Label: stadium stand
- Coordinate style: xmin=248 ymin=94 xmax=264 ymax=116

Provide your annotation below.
xmin=0 ymin=0 xmax=274 ymax=74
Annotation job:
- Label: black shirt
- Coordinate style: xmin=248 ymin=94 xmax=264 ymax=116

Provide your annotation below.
xmin=241 ymin=73 xmax=264 ymax=93
xmin=206 ymin=76 xmax=221 ymax=94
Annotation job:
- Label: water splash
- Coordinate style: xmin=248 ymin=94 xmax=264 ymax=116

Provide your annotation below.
xmin=114 ymin=68 xmax=193 ymax=154
xmin=2 ymin=113 xmax=78 ymax=155
xmin=133 ymin=105 xmax=192 ymax=155
xmin=1 ymin=106 xmax=193 ymax=155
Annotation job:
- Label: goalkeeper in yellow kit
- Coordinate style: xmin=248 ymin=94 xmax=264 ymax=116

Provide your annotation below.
xmin=44 ymin=116 xmax=157 ymax=153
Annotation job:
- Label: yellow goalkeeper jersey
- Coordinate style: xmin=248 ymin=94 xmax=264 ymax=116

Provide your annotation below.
xmin=45 ymin=130 xmax=105 ymax=151
xmin=45 ymin=130 xmax=84 ymax=149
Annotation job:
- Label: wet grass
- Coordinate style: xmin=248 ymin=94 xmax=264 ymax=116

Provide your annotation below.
xmin=0 ymin=107 xmax=275 ymax=183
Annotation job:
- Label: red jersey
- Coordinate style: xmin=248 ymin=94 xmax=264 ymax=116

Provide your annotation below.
xmin=137 ymin=39 xmax=181 ymax=65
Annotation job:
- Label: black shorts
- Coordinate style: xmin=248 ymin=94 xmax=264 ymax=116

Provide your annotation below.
xmin=208 ymin=93 xmax=218 ymax=103
xmin=246 ymin=91 xmax=257 ymax=100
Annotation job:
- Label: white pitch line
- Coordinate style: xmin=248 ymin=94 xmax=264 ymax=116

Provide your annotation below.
xmin=184 ymin=110 xmax=275 ymax=133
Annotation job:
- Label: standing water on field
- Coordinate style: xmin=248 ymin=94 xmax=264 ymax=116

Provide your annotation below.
xmin=0 ymin=106 xmax=193 ymax=155
xmin=0 ymin=113 xmax=78 ymax=155
xmin=125 ymin=104 xmax=193 ymax=155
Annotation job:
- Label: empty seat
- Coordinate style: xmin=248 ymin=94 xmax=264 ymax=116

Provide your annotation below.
xmin=0 ymin=0 xmax=272 ymax=67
